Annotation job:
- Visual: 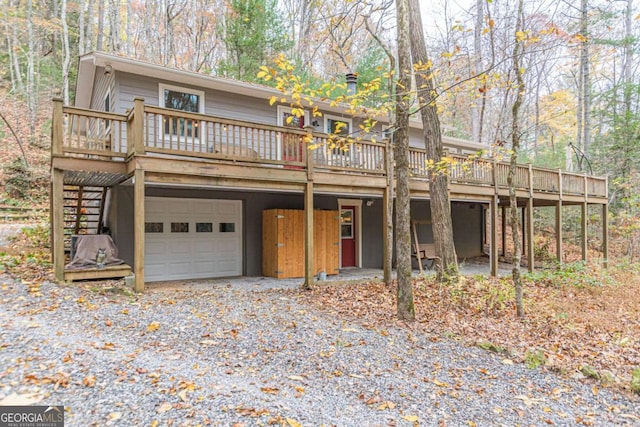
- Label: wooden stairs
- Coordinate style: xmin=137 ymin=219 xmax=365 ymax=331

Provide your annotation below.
xmin=63 ymin=185 xmax=107 ymax=253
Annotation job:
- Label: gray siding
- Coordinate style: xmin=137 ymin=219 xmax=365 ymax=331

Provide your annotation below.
xmin=109 ymin=186 xmax=483 ymax=280
xmin=116 ymin=72 xmax=276 ymax=126
xmin=90 ymin=67 xmax=115 ymax=111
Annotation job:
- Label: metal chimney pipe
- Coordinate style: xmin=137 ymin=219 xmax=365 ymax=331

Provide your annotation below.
xmin=346 ymin=73 xmax=357 ymax=95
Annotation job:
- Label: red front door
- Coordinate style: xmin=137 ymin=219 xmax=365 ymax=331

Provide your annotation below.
xmin=340 ymin=206 xmax=356 ymax=267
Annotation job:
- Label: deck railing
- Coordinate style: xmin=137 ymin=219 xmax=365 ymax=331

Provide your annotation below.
xmin=53 ymin=104 xmax=128 ymax=159
xmin=52 ymin=99 xmax=608 ymax=199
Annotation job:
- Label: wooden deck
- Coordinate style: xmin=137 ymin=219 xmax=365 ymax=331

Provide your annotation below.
xmin=50 ymin=99 xmax=609 ymax=290
xmin=51 ymin=99 xmax=608 ymax=205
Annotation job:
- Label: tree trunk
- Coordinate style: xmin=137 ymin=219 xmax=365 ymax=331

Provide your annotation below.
xmin=508 ymin=0 xmax=525 ymax=319
xmin=61 ymin=0 xmax=71 ymax=104
xmin=408 ymin=0 xmax=459 ymax=282
xmin=96 ymin=0 xmax=105 ymax=51
xmin=577 ymin=0 xmax=591 ymax=159
xmin=394 ymin=0 xmax=415 ymax=321
xmin=471 ymin=0 xmax=483 ymax=143
xmin=26 ymin=0 xmax=36 ymax=136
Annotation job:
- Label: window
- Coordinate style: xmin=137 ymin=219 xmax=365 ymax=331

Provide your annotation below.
xmin=103 ymin=91 xmax=111 ymax=131
xmin=159 ymin=84 xmax=204 ymax=138
xmin=171 ymin=222 xmax=189 ymax=233
xmin=145 ymin=222 xmax=163 ymax=233
xmin=325 ymin=115 xmax=352 ymax=154
xmin=340 ymin=209 xmax=353 ymax=238
xmin=196 ymin=222 xmax=213 ymax=233
xmin=326 ymin=117 xmax=351 ymax=136
xmin=277 ymin=105 xmax=310 ymax=129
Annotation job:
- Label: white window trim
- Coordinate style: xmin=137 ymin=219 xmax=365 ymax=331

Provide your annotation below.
xmin=158 ymin=83 xmax=205 ymax=146
xmin=337 ymin=198 xmax=362 ymax=268
xmin=324 ymin=114 xmax=353 ymax=136
xmin=159 ymin=83 xmax=205 ymax=113
xmin=277 ymin=105 xmax=310 ymax=161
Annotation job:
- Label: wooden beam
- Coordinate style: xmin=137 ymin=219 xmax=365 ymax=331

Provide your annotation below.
xmin=602 ymin=203 xmax=609 ymax=268
xmin=303 ymin=180 xmax=314 ymax=289
xmin=132 ymin=98 xmax=145 ymax=155
xmin=490 ymin=195 xmax=499 ymax=276
xmin=133 ymin=168 xmax=145 ymax=292
xmin=383 ymin=184 xmax=391 ymax=283
xmin=527 ymin=197 xmax=534 ymax=273
xmin=555 ymin=201 xmax=563 ymax=266
xmin=581 ymin=202 xmax=588 ymax=263
xmin=501 ymin=206 xmax=506 ymax=256
xmin=52 ymin=168 xmax=65 ymax=282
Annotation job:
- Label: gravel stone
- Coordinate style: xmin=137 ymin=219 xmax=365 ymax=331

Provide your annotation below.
xmin=1 ymin=274 xmax=638 ymax=426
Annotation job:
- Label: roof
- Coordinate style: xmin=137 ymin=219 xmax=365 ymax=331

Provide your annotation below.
xmin=75 ymin=51 xmax=485 ymax=152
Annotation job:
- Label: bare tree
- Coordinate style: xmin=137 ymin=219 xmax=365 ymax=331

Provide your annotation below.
xmin=409 ymin=0 xmax=459 ymax=282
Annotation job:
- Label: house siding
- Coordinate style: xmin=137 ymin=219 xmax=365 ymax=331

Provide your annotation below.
xmin=109 ymin=186 xmax=482 ymax=280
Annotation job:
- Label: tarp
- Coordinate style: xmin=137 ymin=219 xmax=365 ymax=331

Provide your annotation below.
xmin=65 ymin=234 xmax=125 ymax=270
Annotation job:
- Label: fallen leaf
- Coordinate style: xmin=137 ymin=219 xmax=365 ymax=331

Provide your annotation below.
xmin=260 ymin=387 xmax=280 ymax=395
xmin=108 ymin=412 xmax=122 ymax=421
xmin=286 ymin=418 xmax=302 ymax=427
xmin=157 ymin=402 xmax=172 ymax=413
xmin=147 ymin=322 xmax=161 ymax=332
xmin=288 ymin=375 xmax=304 ymax=381
xmin=402 ymin=415 xmax=419 ymax=422
xmin=82 ymin=375 xmax=96 ymax=387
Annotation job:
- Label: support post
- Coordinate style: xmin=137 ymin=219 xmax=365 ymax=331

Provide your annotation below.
xmin=52 ymin=168 xmax=65 ymax=282
xmin=383 ymin=138 xmax=392 ymax=284
xmin=602 ymin=203 xmax=608 ymax=268
xmin=581 ymin=202 xmax=588 ymax=263
xmin=131 ymin=98 xmax=145 ymax=155
xmin=303 ymin=181 xmax=314 ymax=289
xmin=303 ymin=129 xmax=315 ymax=289
xmin=490 ymin=196 xmax=499 ymax=276
xmin=133 ymin=168 xmax=145 ymax=292
xmin=556 ymin=201 xmax=563 ymax=266
xmin=521 ymin=206 xmax=526 ymax=255
xmin=501 ymin=206 xmax=506 ymax=256
xmin=527 ymin=197 xmax=534 ymax=272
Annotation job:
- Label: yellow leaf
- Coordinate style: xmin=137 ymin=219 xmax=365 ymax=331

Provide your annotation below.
xmin=286 ymin=116 xmax=293 ymax=124
xmin=516 ymin=31 xmax=527 ymax=42
xmin=433 ymin=379 xmax=449 ymax=387
xmin=402 ymin=415 xmax=419 ymax=422
xmin=257 ymin=70 xmax=268 ymax=79
xmin=269 ymin=96 xmax=278 ymax=106
xmin=146 ymin=322 xmax=161 ymax=332
xmin=286 ymin=418 xmax=302 ymax=427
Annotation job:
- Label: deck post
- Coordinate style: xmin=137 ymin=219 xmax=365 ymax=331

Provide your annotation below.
xmin=501 ymin=206 xmax=506 ymax=256
xmin=602 ymin=203 xmax=608 ymax=268
xmin=52 ymin=168 xmax=65 ymax=281
xmin=382 ymin=138 xmax=392 ymax=284
xmin=581 ymin=202 xmax=588 ymax=263
xmin=527 ymin=197 xmax=534 ymax=272
xmin=132 ymin=98 xmax=145 ymax=155
xmin=490 ymin=195 xmax=499 ymax=276
xmin=133 ymin=168 xmax=145 ymax=292
xmin=556 ymin=201 xmax=563 ymax=266
xmin=52 ymin=98 xmax=64 ymax=156
xmin=303 ymin=128 xmax=315 ymax=290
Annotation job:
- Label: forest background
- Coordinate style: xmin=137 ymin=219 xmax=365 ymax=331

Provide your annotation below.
xmin=1 ymin=0 xmax=638 ymax=258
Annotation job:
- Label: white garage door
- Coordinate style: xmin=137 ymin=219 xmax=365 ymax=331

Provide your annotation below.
xmin=145 ymin=197 xmax=242 ymax=282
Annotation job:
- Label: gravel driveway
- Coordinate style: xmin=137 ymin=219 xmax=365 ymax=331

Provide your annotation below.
xmin=1 ymin=275 xmax=638 ymax=426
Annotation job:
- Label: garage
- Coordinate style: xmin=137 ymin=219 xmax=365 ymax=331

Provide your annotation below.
xmin=144 ymin=197 xmax=242 ymax=282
